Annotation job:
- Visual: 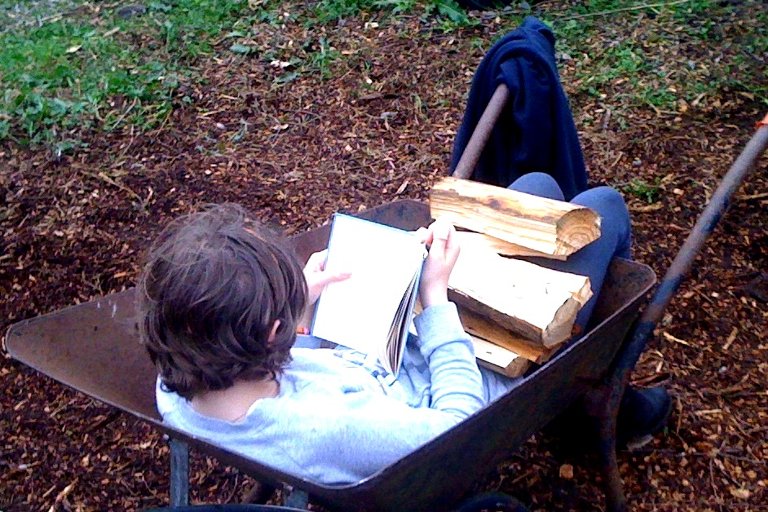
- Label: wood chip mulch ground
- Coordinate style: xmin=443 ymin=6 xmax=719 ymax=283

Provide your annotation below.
xmin=1 ymin=3 xmax=766 ymax=511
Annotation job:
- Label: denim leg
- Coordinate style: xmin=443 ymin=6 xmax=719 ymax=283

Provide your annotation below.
xmin=507 ymin=174 xmax=631 ymax=331
xmin=522 ymin=187 xmax=632 ymax=331
xmin=507 ymin=172 xmax=565 ymax=201
xmin=572 ymin=187 xmax=632 ymax=261
xmin=483 ymin=178 xmax=632 ymax=401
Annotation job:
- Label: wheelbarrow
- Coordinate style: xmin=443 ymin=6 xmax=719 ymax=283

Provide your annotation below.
xmin=5 ymin=101 xmax=767 ymax=510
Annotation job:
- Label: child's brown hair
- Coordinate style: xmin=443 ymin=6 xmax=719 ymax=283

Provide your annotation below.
xmin=138 ymin=204 xmax=307 ymax=400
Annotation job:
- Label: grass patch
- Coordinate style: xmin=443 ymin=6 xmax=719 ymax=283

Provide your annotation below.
xmin=0 ymin=0 xmax=256 ymax=151
xmin=623 ymin=178 xmax=661 ymax=203
xmin=0 ymin=0 xmax=478 ymax=152
xmin=309 ymin=0 xmax=473 ymax=28
xmin=308 ymin=37 xmax=342 ymax=79
xmin=312 ymin=0 xmax=377 ymax=23
xmin=548 ymin=0 xmax=768 ymax=112
xmin=2 ymin=0 xmax=765 ymax=152
xmin=2 ymin=19 xmax=173 ymax=149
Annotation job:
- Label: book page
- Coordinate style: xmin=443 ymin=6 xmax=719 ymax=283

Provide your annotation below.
xmin=385 ymin=270 xmax=420 ymax=374
xmin=311 ymin=214 xmax=426 ymax=368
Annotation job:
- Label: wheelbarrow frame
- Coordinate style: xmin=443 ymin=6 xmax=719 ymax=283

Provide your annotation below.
xmin=5 ymin=199 xmax=655 ymax=511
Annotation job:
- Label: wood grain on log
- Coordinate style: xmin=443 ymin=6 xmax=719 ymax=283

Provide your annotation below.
xmin=448 ymin=244 xmax=592 ymax=347
xmin=431 ymin=177 xmax=601 ymax=257
xmin=471 ymin=336 xmax=532 ymax=378
xmin=454 ymin=231 xmax=568 ymax=261
xmin=457 ymin=307 xmax=554 ymax=363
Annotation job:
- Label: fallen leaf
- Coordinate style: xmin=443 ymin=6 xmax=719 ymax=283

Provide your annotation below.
xmin=730 ymin=488 xmax=750 ymax=499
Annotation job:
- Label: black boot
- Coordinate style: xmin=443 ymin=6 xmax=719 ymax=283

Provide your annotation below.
xmin=545 ymin=386 xmax=672 ymax=453
xmin=616 ymin=386 xmax=672 ymax=449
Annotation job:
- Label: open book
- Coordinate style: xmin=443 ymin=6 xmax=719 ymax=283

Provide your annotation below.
xmin=311 ymin=214 xmax=427 ymax=375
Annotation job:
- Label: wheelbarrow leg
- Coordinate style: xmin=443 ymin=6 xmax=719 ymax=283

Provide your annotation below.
xmin=585 ymin=383 xmax=627 ymax=512
xmin=169 ymin=437 xmax=190 ymax=506
xmin=597 ymin=393 xmax=626 ymax=512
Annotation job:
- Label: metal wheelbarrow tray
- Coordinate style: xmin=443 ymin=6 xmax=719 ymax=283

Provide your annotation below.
xmin=5 ymin=199 xmax=655 ymax=512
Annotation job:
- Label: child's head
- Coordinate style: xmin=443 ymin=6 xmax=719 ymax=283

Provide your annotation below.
xmin=138 ymin=204 xmax=307 ymax=400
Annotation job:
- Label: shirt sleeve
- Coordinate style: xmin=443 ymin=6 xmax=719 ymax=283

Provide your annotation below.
xmin=292 ymin=302 xmax=486 ymax=482
xmin=413 ymin=302 xmax=486 ymax=417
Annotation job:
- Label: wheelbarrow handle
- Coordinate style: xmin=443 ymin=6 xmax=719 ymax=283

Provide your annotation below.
xmin=452 ymin=84 xmax=510 ymax=179
xmin=595 ymin=114 xmax=768 ymax=512
xmin=617 ymin=113 xmax=768 ymax=373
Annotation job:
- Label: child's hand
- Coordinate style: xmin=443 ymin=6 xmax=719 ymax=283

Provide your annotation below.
xmin=417 ymin=220 xmax=460 ymax=309
xmin=303 ymin=250 xmax=351 ymax=306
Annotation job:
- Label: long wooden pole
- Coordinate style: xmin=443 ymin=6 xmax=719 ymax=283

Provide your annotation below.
xmin=452 ymin=84 xmax=510 ymax=179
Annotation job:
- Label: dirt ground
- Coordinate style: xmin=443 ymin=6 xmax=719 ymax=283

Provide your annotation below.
xmin=1 ymin=4 xmax=767 ymax=512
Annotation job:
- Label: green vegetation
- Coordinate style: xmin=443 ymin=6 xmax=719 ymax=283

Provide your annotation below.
xmin=309 ymin=37 xmax=342 ymax=79
xmin=313 ymin=0 xmax=379 ymax=23
xmin=2 ymin=0 xmax=765 ymax=153
xmin=0 ymin=0 xmax=472 ymax=152
xmin=538 ymin=0 xmax=768 ymax=114
xmin=0 ymin=0 xmax=257 ymax=151
xmin=624 ymin=178 xmax=661 ymax=203
xmin=310 ymin=0 xmax=470 ymax=26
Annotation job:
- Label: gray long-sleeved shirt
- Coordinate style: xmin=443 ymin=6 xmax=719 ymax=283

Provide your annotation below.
xmin=156 ymin=303 xmax=512 ymax=485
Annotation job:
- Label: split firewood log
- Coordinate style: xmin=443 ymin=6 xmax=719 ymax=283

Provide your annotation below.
xmin=431 ymin=177 xmax=601 ymax=258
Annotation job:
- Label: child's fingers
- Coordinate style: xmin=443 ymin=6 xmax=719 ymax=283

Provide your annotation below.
xmin=305 ymin=250 xmax=328 ymax=271
xmin=443 ymin=223 xmax=458 ymax=248
xmin=432 ymin=220 xmax=451 ymax=240
xmin=428 ymin=220 xmax=452 ymax=254
xmin=444 ymin=225 xmax=460 ymax=263
xmin=426 ymin=221 xmax=460 ymax=273
xmin=428 ymin=224 xmax=449 ymax=257
xmin=413 ymin=227 xmax=432 ymax=245
xmin=316 ymin=271 xmax=351 ymax=288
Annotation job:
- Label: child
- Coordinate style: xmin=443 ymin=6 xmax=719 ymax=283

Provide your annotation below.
xmin=139 ymin=203 xmax=487 ymax=484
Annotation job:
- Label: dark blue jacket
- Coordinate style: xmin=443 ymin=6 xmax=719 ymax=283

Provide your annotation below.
xmin=450 ymin=17 xmax=588 ymax=200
